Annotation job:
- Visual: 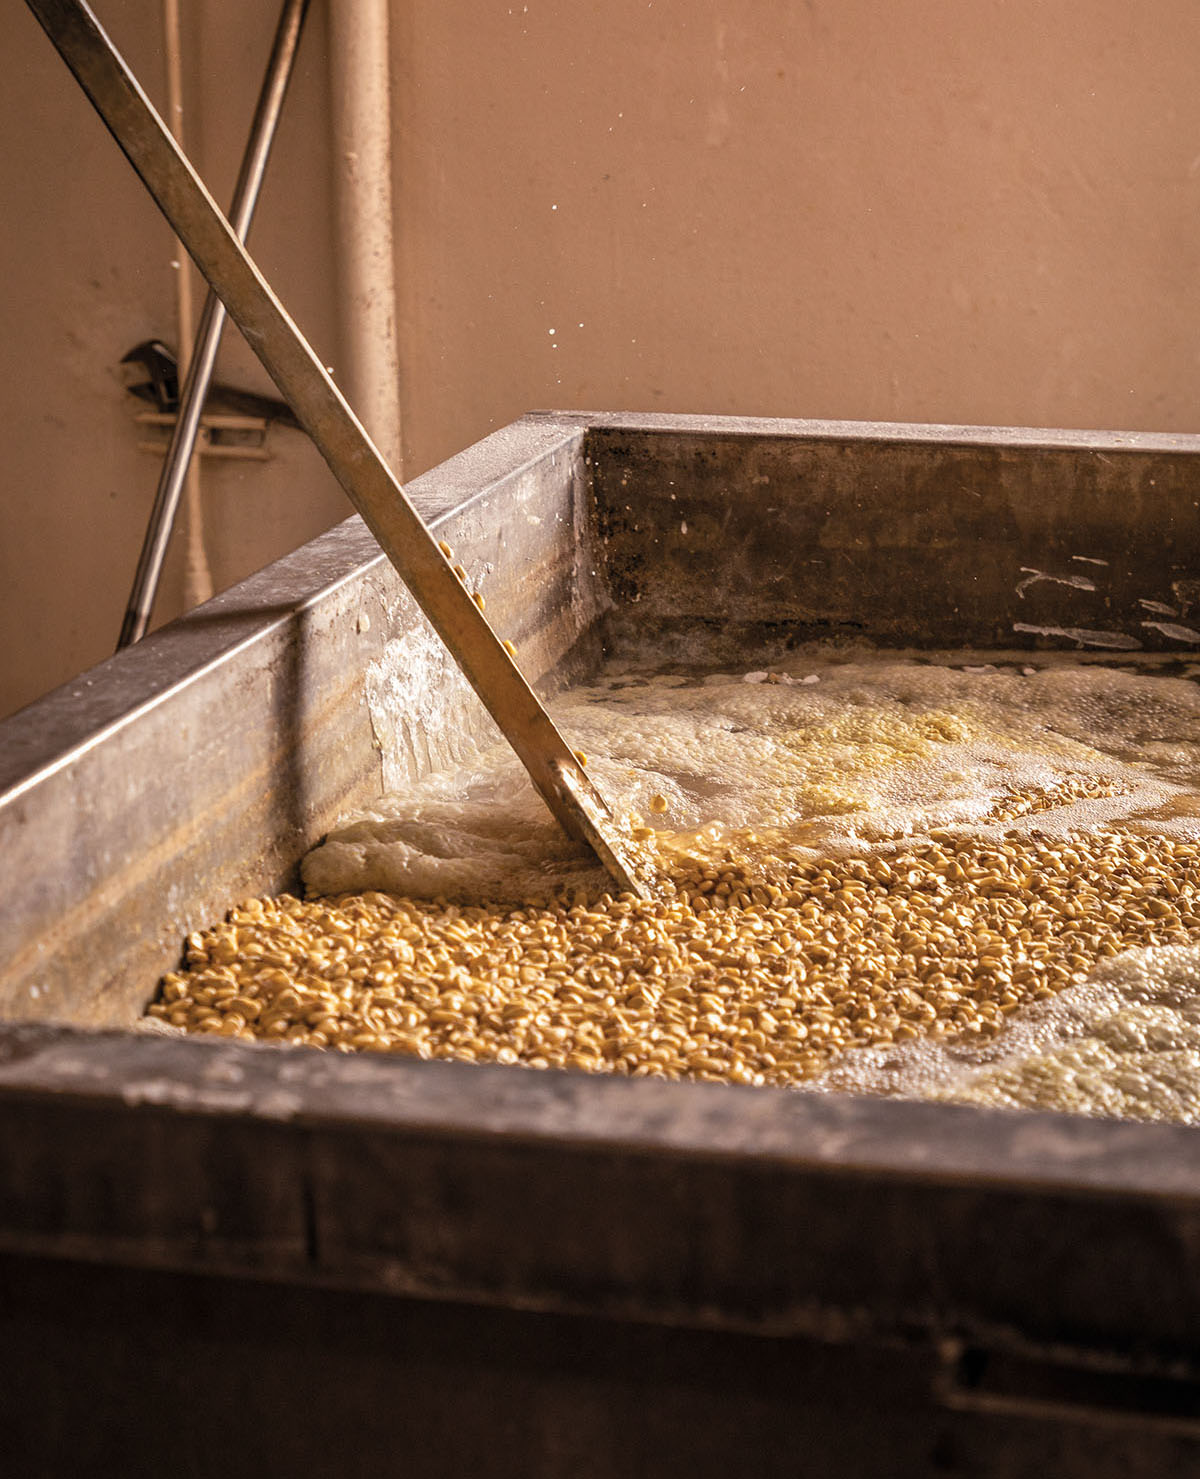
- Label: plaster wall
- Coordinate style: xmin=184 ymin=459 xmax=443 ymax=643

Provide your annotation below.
xmin=1 ymin=1 xmax=346 ymax=718
xmin=392 ymin=0 xmax=1200 ymax=471
xmin=3 ymin=0 xmax=1200 ymax=716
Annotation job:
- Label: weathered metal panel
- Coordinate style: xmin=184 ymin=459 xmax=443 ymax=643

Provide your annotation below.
xmin=0 ymin=417 xmax=595 ymax=1023
xmin=584 ymin=416 xmax=1200 ymax=662
xmin=1 ymin=1023 xmax=1200 ymax=1358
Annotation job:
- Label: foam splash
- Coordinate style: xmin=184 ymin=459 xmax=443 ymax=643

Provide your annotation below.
xmin=806 ymin=943 xmax=1200 ymax=1124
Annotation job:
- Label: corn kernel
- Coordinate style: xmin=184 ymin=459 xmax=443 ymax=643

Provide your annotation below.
xmin=147 ymin=817 xmax=1200 ymax=1100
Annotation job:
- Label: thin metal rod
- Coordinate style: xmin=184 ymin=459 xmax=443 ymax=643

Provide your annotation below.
xmin=29 ymin=0 xmax=646 ymax=895
xmin=117 ymin=0 xmax=310 ymax=649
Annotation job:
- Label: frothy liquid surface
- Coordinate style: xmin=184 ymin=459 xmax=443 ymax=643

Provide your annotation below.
xmin=301 ymin=651 xmax=1200 ymax=1122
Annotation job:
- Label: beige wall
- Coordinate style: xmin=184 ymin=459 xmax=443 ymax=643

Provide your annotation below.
xmin=393 ymin=0 xmax=1200 ymax=470
xmin=4 ymin=0 xmax=1200 ymax=716
xmin=1 ymin=0 xmax=347 ymax=718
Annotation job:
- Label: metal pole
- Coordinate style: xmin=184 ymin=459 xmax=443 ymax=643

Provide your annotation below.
xmin=28 ymin=0 xmax=646 ymax=896
xmin=117 ymin=0 xmax=310 ymax=650
xmin=327 ymin=0 xmax=404 ymax=474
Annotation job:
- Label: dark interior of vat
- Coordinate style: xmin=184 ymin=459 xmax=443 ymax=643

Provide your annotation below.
xmin=3 ymin=414 xmax=1200 ymax=1032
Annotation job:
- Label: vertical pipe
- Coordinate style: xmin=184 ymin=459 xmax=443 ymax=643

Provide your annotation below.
xmin=327 ymin=0 xmax=404 ymax=474
xmin=161 ymin=0 xmax=214 ymax=611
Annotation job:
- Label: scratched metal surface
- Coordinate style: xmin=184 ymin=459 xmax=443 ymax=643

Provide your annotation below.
xmin=582 ymin=415 xmax=1200 ymax=664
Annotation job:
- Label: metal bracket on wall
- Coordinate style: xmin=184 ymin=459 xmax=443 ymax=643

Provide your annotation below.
xmin=134 ymin=411 xmax=272 ymax=461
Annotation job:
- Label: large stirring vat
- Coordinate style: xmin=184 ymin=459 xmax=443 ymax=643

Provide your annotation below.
xmin=2 ymin=413 xmax=1200 ymax=1475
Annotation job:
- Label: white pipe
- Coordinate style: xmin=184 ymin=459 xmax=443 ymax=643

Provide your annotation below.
xmin=162 ymin=0 xmax=214 ymax=610
xmin=327 ymin=0 xmax=404 ymax=475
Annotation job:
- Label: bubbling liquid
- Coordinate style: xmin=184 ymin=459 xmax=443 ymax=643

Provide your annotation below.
xmin=306 ymin=653 xmax=1200 ymax=897
xmin=297 ymin=652 xmax=1200 ymax=1121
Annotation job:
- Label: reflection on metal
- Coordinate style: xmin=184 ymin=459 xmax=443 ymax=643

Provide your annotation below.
xmin=118 ymin=0 xmax=310 ymax=650
xmin=28 ymin=0 xmax=646 ymax=897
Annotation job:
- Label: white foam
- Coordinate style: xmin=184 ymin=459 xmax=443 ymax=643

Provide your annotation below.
xmin=809 ymin=943 xmax=1200 ymax=1123
xmin=304 ymin=652 xmax=1200 ymax=1120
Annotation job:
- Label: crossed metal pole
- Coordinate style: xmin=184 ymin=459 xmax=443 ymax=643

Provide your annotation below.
xmin=23 ymin=0 xmax=647 ymax=896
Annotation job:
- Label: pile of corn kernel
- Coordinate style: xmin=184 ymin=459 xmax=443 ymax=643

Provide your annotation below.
xmin=148 ymin=823 xmax=1200 ymax=1086
xmin=984 ymin=776 xmax=1121 ymax=823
